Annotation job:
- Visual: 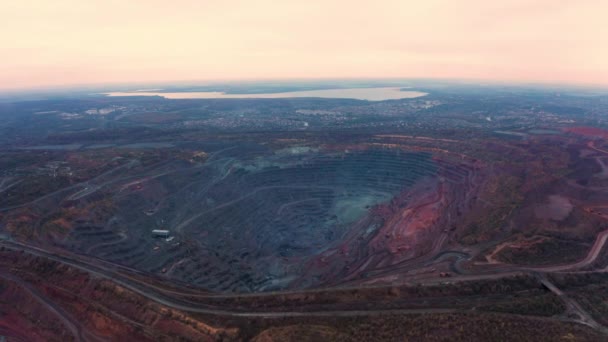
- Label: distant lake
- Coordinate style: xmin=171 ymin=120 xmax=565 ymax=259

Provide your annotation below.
xmin=528 ymin=129 xmax=560 ymax=135
xmin=104 ymin=87 xmax=428 ymax=101
xmin=16 ymin=144 xmax=82 ymax=151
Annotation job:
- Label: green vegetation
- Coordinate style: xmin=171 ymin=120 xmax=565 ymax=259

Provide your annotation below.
xmin=497 ymin=239 xmax=589 ymax=265
xmin=550 ymin=273 xmax=608 ymax=325
xmin=478 ymin=293 xmax=565 ymax=317
xmin=247 ymin=313 xmax=602 ymax=341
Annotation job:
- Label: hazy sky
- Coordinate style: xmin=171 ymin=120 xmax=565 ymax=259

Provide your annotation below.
xmin=1 ymin=0 xmax=607 ymax=90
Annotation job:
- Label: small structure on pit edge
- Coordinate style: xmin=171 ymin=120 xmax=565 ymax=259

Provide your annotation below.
xmin=152 ymin=229 xmax=170 ymax=238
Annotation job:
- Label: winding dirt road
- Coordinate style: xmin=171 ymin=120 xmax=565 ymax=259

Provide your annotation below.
xmin=1 ymin=237 xmax=607 ymax=338
xmin=0 ymin=272 xmax=106 ymax=342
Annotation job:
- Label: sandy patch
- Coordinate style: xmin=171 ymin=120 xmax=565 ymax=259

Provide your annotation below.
xmin=534 ymin=195 xmax=573 ymax=220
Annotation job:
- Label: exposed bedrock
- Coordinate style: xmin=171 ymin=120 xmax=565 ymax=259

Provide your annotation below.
xmin=57 ymin=147 xmax=479 ymax=292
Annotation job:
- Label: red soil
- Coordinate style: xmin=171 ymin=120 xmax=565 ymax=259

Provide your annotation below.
xmin=563 ymin=126 xmax=608 ymax=139
xmin=0 ymin=251 xmax=238 ymax=341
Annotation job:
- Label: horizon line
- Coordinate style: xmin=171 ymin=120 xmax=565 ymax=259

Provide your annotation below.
xmin=2 ymin=76 xmax=608 ymax=94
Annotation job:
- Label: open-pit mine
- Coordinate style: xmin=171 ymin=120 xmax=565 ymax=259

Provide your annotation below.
xmin=1 ymin=83 xmax=608 ymax=340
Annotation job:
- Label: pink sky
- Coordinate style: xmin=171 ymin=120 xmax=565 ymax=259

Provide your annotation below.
xmin=1 ymin=0 xmax=607 ymax=90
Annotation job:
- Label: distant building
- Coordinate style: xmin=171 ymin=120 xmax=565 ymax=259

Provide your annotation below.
xmin=152 ymin=229 xmax=170 ymax=238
